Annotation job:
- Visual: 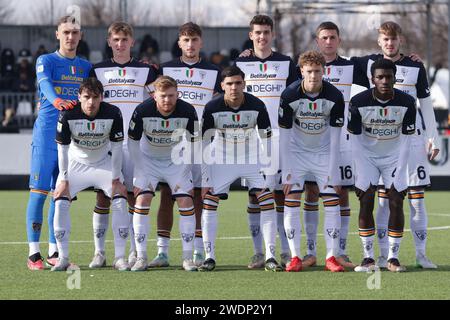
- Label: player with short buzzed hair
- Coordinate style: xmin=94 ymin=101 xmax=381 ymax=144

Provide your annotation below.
xmin=348 ymin=58 xmax=416 ymax=272
xmin=352 ymin=21 xmax=439 ymax=269
xmin=279 ymin=51 xmax=345 ymax=272
xmin=127 ymin=76 xmax=199 ymax=272
xmin=26 ymin=15 xmax=91 ymax=270
xmin=199 ymin=65 xmax=280 ymax=272
xmin=51 ymin=77 xmax=128 ymax=271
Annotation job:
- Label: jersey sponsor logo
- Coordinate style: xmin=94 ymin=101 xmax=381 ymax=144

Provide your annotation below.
xmin=249 ymin=73 xmax=277 ymax=79
xmin=54 ymin=86 xmax=79 ymax=96
xmin=176 ymin=79 xmax=202 ymax=86
xmin=107 ymin=78 xmax=136 ymax=84
xmin=365 ymin=126 xmax=399 ymax=137
xmin=298 ymin=110 xmax=324 ymax=117
xmin=61 ymin=75 xmax=84 ymax=82
xmin=246 ymin=83 xmax=284 ymax=93
xmin=222 ymin=123 xmax=249 ymax=129
xmin=104 ymin=88 xmax=139 ymax=98
xmin=178 ymin=90 xmax=207 ymax=101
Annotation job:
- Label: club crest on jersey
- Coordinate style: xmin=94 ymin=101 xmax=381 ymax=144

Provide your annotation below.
xmin=273 ymin=63 xmax=280 ymax=72
xmin=186 ymin=69 xmax=194 ymax=78
xmin=337 ymin=67 xmax=343 ymax=76
xmin=400 ymin=68 xmax=408 ymax=77
xmin=232 ymin=114 xmax=240 ymax=122
xmin=199 ymin=71 xmax=206 ymax=79
xmin=379 ymin=108 xmax=388 ymax=117
xmin=161 ymin=120 xmax=170 ymax=128
xmin=259 ymin=63 xmax=268 ymax=72
xmin=118 ymin=69 xmax=126 ymax=77
xmin=308 ymin=102 xmax=318 ymax=111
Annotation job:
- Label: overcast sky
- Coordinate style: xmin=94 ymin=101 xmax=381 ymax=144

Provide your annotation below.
xmin=3 ymin=0 xmax=262 ymax=26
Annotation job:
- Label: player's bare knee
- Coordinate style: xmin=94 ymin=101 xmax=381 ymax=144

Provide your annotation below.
xmin=135 ymin=192 xmax=153 ymax=207
xmin=96 ymin=191 xmax=110 ymax=207
xmin=305 ymin=183 xmax=320 ymax=202
xmin=338 ymin=188 xmax=349 ymax=206
xmin=248 ymin=194 xmax=258 ymax=204
xmin=176 ymin=195 xmax=194 ymax=208
xmin=274 ymin=191 xmax=284 ymax=206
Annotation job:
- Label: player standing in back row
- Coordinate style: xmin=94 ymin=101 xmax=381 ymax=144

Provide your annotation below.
xmin=26 ymin=15 xmax=91 ymax=270
xmin=148 ymin=22 xmax=222 ymax=268
xmin=89 ymin=22 xmax=157 ymax=269
xmin=351 ymin=21 xmax=439 ymax=269
xmin=235 ymin=15 xmax=298 ymax=269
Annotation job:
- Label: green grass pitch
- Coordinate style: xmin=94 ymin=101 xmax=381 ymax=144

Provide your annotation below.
xmin=1 ymin=190 xmax=450 ymax=300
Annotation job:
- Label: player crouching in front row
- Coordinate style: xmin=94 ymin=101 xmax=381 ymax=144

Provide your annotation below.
xmin=127 ymin=76 xmax=199 ymax=272
xmin=51 ymin=78 xmax=130 ymax=271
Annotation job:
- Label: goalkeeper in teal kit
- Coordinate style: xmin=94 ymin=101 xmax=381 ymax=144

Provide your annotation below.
xmin=26 ymin=15 xmax=91 ymax=270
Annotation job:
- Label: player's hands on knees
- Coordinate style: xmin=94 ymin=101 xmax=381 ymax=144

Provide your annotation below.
xmin=112 ymin=178 xmax=127 ymax=197
xmin=239 ymin=49 xmax=252 ymax=58
xmin=53 ymin=98 xmax=77 ymax=111
xmin=53 ymin=180 xmax=70 ymax=199
xmin=201 ymin=187 xmax=211 ymax=199
xmin=427 ymin=140 xmax=440 ymax=160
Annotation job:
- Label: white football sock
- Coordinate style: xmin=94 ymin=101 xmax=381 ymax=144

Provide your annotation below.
xmin=179 ymin=206 xmax=196 ymax=260
xmin=409 ymin=191 xmax=427 ymax=257
xmin=277 ymin=205 xmax=290 ymax=254
xmin=247 ymin=203 xmax=263 ymax=255
xmin=339 ymin=206 xmax=351 ymax=256
xmin=323 ymin=198 xmax=340 ymax=259
xmin=376 ymin=190 xmax=389 ymax=258
xmin=54 ymin=199 xmax=71 ymax=259
xmin=133 ymin=206 xmax=150 ymax=259
xmin=93 ymin=206 xmax=109 ymax=254
xmin=283 ymin=199 xmax=301 ymax=258
xmin=111 ymin=196 xmax=128 ymax=259
xmin=303 ymin=201 xmax=319 ymax=256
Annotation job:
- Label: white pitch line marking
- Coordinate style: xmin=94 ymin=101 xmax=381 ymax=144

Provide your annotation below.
xmin=1 ymin=225 xmax=450 ymax=245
